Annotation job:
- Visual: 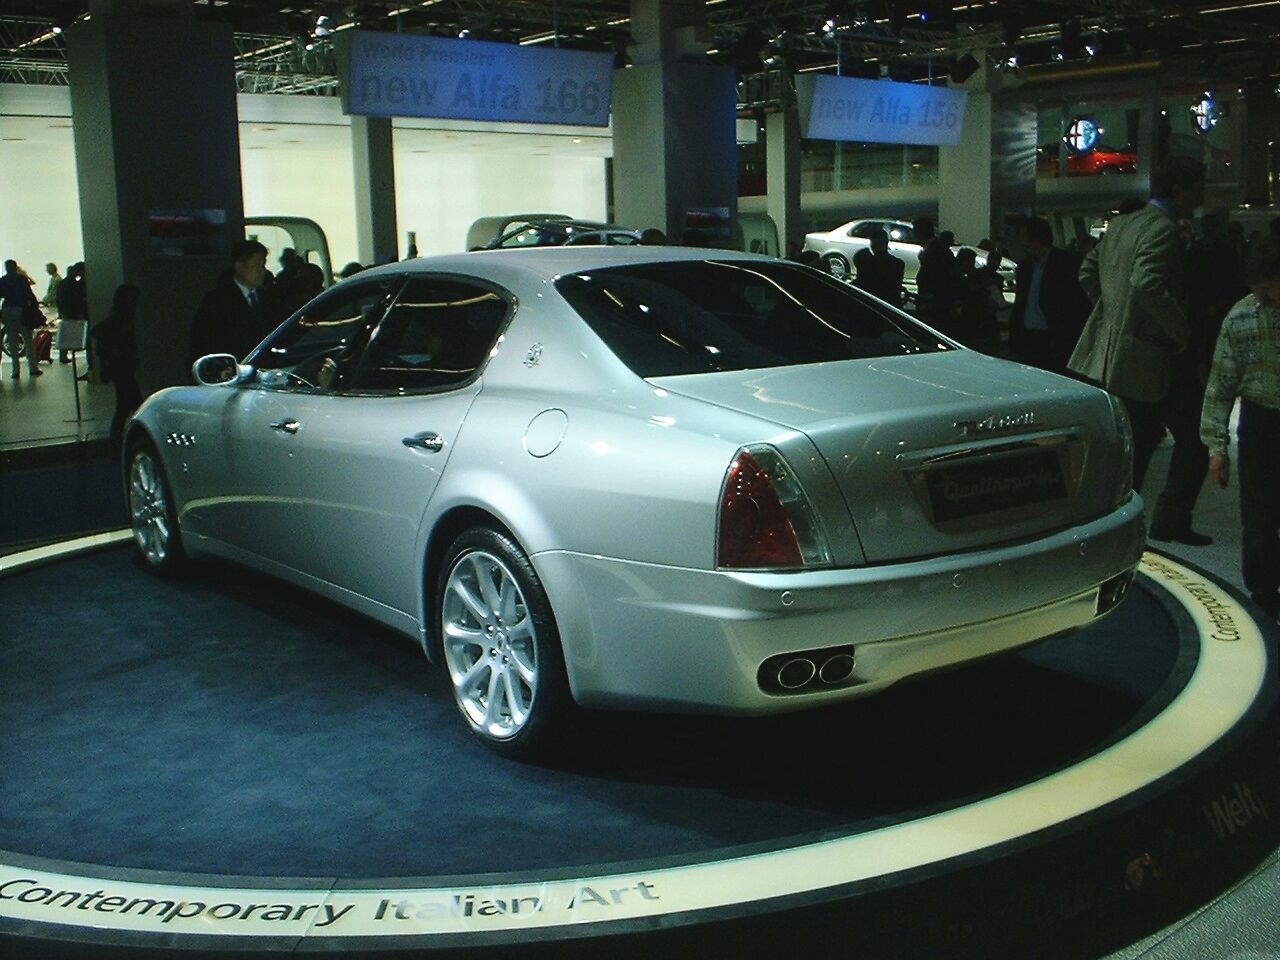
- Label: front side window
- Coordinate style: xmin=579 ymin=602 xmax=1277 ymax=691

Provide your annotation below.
xmin=349 ymin=277 xmax=509 ymax=393
xmin=556 ymin=260 xmax=949 ymax=379
xmin=251 ymin=277 xmax=399 ymax=390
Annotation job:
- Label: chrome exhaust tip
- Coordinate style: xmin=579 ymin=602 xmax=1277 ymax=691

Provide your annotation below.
xmin=776 ymin=657 xmax=817 ymax=690
xmin=818 ymin=653 xmax=855 ymax=684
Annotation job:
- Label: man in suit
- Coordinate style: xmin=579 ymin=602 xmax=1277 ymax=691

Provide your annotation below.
xmin=1008 ymin=216 xmax=1089 ymax=374
xmin=188 ymin=239 xmax=277 ymax=374
xmin=1069 ymin=156 xmax=1210 ymax=545
xmin=914 ymin=220 xmax=956 ymax=327
xmin=853 ymin=228 xmax=905 ymax=307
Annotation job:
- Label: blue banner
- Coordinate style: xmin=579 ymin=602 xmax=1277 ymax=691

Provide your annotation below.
xmin=339 ymin=31 xmax=614 ymax=127
xmin=795 ymin=75 xmax=968 ymax=146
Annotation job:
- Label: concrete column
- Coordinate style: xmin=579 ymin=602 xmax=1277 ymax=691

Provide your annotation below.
xmin=352 ymin=114 xmax=399 ymax=265
xmin=66 ymin=0 xmax=243 ymax=392
xmin=766 ymin=108 xmax=802 ymax=256
xmin=611 ymin=0 xmax=738 ymax=242
xmin=939 ymin=87 xmax=1035 ymax=247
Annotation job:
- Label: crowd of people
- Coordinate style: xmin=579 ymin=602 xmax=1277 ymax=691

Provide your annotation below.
xmin=3 ymin=169 xmax=1278 ymax=618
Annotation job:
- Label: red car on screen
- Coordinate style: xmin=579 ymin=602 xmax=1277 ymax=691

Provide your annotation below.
xmin=1037 ymin=144 xmax=1138 ymax=177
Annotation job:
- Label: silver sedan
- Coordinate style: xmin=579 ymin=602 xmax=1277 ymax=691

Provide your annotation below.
xmin=126 ymin=247 xmax=1144 ymax=756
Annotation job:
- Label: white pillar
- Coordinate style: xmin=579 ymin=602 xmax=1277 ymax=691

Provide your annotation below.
xmin=352 ymin=114 xmax=398 ymax=265
xmin=767 ymin=108 xmax=802 ymax=257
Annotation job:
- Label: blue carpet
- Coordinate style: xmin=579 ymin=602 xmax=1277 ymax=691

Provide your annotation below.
xmin=0 ymin=547 xmax=1184 ymax=879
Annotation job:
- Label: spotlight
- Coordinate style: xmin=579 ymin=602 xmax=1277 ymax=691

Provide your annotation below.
xmin=918 ymin=1 xmax=955 ymax=30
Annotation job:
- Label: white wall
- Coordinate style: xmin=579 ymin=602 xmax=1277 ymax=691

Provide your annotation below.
xmin=0 ymin=131 xmax=83 ymax=286
xmin=393 ymin=140 xmax=608 ymax=257
xmin=0 ymin=85 xmax=84 ymax=283
xmin=0 ymin=84 xmax=609 ymax=281
xmin=239 ymin=141 xmax=361 ymax=270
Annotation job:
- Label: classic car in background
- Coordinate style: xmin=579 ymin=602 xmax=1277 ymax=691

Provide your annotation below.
xmin=802 ymin=218 xmax=1016 ymax=295
xmin=126 ymin=248 xmax=1143 ymax=757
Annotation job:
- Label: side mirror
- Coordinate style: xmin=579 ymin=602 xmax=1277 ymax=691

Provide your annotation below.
xmin=193 ymin=354 xmax=252 ymax=386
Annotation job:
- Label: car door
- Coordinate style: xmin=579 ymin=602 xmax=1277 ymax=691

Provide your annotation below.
xmin=219 ymin=276 xmax=402 ymax=575
xmin=287 ymin=274 xmax=512 ymax=616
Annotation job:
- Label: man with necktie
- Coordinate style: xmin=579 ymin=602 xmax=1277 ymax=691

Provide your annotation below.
xmin=188 ymin=239 xmax=278 ymax=375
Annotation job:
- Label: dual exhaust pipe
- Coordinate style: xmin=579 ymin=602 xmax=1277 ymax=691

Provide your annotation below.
xmin=759 ymin=646 xmax=856 ymax=694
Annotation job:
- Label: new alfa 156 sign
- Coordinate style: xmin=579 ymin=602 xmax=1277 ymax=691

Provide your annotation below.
xmin=338 ymin=30 xmax=614 ymax=127
xmin=795 ymin=74 xmax=968 ymax=146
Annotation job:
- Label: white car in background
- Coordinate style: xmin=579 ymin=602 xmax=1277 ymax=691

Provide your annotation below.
xmin=803 ymin=218 xmax=1014 ymax=299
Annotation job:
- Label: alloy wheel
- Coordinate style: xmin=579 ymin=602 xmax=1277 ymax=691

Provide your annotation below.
xmin=129 ymin=449 xmax=171 ymax=566
xmin=441 ymin=549 xmax=539 ymax=740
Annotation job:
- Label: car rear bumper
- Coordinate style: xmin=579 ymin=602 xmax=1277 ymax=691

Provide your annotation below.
xmin=534 ymin=495 xmax=1147 ymax=714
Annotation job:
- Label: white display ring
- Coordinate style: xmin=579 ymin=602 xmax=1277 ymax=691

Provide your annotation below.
xmin=0 ymin=537 xmax=1270 ymax=943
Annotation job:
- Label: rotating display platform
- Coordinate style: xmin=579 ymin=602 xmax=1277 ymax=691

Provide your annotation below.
xmin=0 ymin=533 xmax=1277 ymax=959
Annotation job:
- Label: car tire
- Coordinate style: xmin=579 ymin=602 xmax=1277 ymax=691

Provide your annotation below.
xmin=437 ymin=526 xmax=572 ymax=759
xmin=126 ymin=438 xmax=188 ymax=575
xmin=822 ymin=252 xmax=851 ymax=280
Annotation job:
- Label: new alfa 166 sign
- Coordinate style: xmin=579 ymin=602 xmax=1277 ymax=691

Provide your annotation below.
xmin=795 ymin=74 xmax=969 ymax=146
xmin=338 ymin=30 xmax=614 ymax=127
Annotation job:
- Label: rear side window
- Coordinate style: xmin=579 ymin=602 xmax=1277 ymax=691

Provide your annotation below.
xmin=555 ymin=260 xmax=949 ymax=378
xmin=350 ymin=277 xmax=508 ymax=393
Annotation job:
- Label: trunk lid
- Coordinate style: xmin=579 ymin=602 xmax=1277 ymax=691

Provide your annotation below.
xmin=651 ymin=351 xmax=1121 ymax=564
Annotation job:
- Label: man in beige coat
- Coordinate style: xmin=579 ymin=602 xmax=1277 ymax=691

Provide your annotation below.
xmin=1068 ymin=156 xmax=1210 ymax=545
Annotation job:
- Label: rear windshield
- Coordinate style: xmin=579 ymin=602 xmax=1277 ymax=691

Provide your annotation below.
xmin=555 ymin=260 xmax=949 ymax=378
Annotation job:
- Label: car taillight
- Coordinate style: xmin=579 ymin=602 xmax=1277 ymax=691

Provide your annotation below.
xmin=1108 ymin=393 xmax=1134 ymax=506
xmin=717 ymin=445 xmax=831 ymax=571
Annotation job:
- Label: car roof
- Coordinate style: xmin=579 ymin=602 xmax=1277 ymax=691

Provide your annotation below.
xmin=356 ymin=245 xmax=774 ymax=286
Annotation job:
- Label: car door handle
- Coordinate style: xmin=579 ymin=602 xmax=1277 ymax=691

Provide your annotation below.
xmin=269 ymin=419 xmax=300 ymax=435
xmin=402 ymin=432 xmax=445 ymax=452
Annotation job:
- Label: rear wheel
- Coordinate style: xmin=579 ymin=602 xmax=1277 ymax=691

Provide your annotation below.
xmin=437 ymin=527 xmax=571 ymax=758
xmin=822 ymin=252 xmax=851 ymax=279
xmin=127 ymin=440 xmax=187 ymax=574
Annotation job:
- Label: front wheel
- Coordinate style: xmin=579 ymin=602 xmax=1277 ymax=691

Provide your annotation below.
xmin=437 ymin=527 xmax=571 ymax=758
xmin=127 ymin=440 xmax=187 ymax=574
xmin=822 ymin=252 xmax=851 ymax=279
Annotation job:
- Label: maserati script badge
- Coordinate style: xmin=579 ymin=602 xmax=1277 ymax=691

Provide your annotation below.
xmin=953 ymin=411 xmax=1038 ymax=437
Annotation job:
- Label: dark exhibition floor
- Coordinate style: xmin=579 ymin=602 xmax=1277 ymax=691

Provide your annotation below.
xmin=1 ymin=388 xmax=1279 ymax=958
